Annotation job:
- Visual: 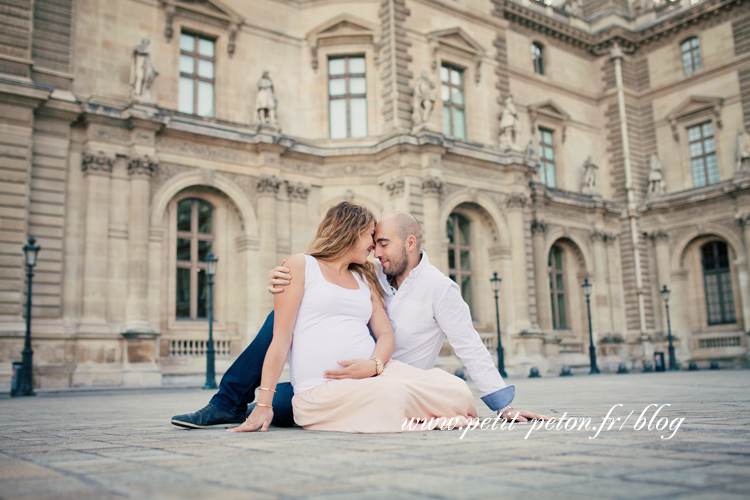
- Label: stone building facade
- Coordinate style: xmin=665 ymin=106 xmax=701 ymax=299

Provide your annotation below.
xmin=1 ymin=0 xmax=749 ymax=389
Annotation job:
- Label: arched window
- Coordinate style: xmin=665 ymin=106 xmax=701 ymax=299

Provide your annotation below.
xmin=549 ymin=245 xmax=567 ymax=329
xmin=701 ymin=241 xmax=735 ymax=325
xmin=532 ymin=42 xmax=544 ymax=75
xmin=447 ymin=213 xmax=473 ymax=314
xmin=681 ymin=37 xmax=701 ymax=75
xmin=176 ymin=198 xmax=214 ymax=319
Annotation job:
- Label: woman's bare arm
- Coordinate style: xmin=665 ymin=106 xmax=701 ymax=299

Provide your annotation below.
xmin=229 ymin=254 xmax=305 ymax=432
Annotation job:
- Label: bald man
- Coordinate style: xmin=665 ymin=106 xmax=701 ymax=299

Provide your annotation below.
xmin=172 ymin=212 xmax=548 ymax=429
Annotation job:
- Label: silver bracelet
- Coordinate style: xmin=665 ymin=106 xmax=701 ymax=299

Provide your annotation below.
xmin=497 ymin=405 xmax=513 ymax=416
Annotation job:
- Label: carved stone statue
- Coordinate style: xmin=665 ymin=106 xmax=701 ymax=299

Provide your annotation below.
xmin=581 ymin=156 xmax=599 ymax=195
xmin=255 ymin=71 xmax=277 ymax=127
xmin=524 ymin=139 xmax=540 ymax=169
xmin=499 ymin=95 xmax=522 ymax=150
xmin=413 ymin=70 xmax=435 ymax=125
xmin=130 ymin=38 xmax=158 ymax=101
xmin=647 ymin=154 xmax=666 ymax=196
xmin=562 ymin=0 xmax=584 ymax=17
xmin=736 ymin=128 xmax=750 ymax=172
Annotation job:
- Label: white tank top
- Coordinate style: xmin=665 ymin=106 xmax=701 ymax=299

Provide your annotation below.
xmin=289 ymin=255 xmax=375 ymax=394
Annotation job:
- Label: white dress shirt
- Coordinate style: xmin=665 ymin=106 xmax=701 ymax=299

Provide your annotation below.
xmin=374 ymin=251 xmax=510 ymax=402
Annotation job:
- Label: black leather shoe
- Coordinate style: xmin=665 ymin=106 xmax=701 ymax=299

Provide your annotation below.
xmin=171 ymin=404 xmax=245 ymax=429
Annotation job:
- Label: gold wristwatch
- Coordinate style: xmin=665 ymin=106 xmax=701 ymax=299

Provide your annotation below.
xmin=371 ymin=357 xmax=384 ymax=376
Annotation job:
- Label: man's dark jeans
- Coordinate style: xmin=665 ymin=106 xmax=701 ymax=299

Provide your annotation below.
xmin=209 ymin=311 xmax=295 ymax=427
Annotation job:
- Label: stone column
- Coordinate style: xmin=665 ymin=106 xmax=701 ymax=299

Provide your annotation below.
xmin=736 ymin=215 xmax=750 ymax=332
xmin=531 ymin=219 xmax=552 ymax=331
xmin=605 ymin=233 xmax=625 ymax=335
xmin=421 ymin=176 xmax=443 ymax=264
xmin=506 ymin=194 xmax=532 ymax=332
xmin=124 ymin=155 xmax=156 ymax=332
xmin=287 ymin=181 xmax=310 ymax=255
xmin=591 ymin=230 xmax=612 ymax=335
xmin=650 ymin=231 xmax=670 ymax=333
xmin=80 ymin=151 xmax=115 ymax=327
xmin=257 ymin=175 xmax=280 ymax=313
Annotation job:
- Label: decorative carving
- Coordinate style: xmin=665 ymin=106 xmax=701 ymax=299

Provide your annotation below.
xmin=531 ymin=219 xmax=547 ymax=234
xmin=506 ymin=193 xmax=527 ymax=209
xmin=157 ymin=137 xmax=249 ymax=164
xmin=164 ymin=4 xmax=176 ymax=41
xmin=255 ymin=71 xmax=277 ymax=128
xmin=590 ymin=230 xmax=606 ymax=243
xmin=150 ymin=163 xmax=193 ymax=199
xmin=343 ymin=189 xmax=355 ymax=202
xmin=666 ymin=96 xmax=724 ymax=142
xmin=128 ymin=155 xmax=157 ymax=176
xmin=421 ymin=176 xmax=443 ymax=196
xmin=285 ymin=181 xmax=310 ymax=200
xmin=81 ymin=151 xmax=115 ymax=174
xmin=649 ymin=230 xmax=669 ymax=244
xmin=412 ymin=70 xmax=435 ymax=126
xmin=386 ymin=178 xmax=405 ymax=196
xmin=228 ymin=23 xmax=238 ymax=58
xmin=130 ymin=38 xmax=158 ymax=102
xmin=581 ymin=156 xmax=599 ymax=196
xmin=524 ymin=140 xmax=540 ymax=169
xmin=604 ymin=233 xmax=618 ymax=244
xmin=737 ymin=213 xmax=750 ymax=229
xmin=736 ymin=128 xmax=750 ymax=173
xmin=647 ymin=155 xmax=666 ymax=196
xmin=498 ymin=95 xmax=522 ymax=151
xmin=257 ymin=175 xmax=281 ymax=194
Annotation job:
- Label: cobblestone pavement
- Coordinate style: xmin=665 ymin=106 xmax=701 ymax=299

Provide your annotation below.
xmin=1 ymin=369 xmax=749 ymax=500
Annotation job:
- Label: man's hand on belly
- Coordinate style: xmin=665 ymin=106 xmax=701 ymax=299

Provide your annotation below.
xmin=324 ymin=359 xmax=377 ymax=379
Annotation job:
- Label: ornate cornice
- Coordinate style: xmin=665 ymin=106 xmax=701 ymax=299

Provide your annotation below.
xmin=590 ymin=230 xmax=607 ymax=243
xmin=506 ymin=192 xmax=528 ymax=209
xmin=422 ymin=176 xmax=443 ymax=196
xmin=531 ymin=219 xmax=547 ymax=234
xmin=285 ymin=180 xmax=310 ymax=200
xmin=386 ymin=178 xmax=405 ymax=197
xmin=257 ymin=175 xmax=281 ymax=194
xmin=81 ymin=150 xmax=115 ymax=175
xmin=128 ymin=155 xmax=157 ymax=177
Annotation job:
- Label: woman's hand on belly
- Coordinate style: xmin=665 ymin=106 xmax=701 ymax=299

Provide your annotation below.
xmin=324 ymin=359 xmax=376 ymax=379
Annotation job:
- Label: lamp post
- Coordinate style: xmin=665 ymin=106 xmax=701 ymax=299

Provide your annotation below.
xmin=203 ymin=252 xmax=218 ymax=390
xmin=15 ymin=236 xmax=40 ymax=397
xmin=490 ymin=272 xmax=507 ymax=378
xmin=660 ymin=285 xmax=677 ymax=371
xmin=582 ymin=278 xmax=600 ymax=374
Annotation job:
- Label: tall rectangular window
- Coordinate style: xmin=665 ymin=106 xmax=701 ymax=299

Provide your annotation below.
xmin=532 ymin=42 xmax=544 ymax=75
xmin=441 ymin=65 xmax=466 ymax=139
xmin=549 ymin=245 xmax=567 ymax=330
xmin=688 ymin=121 xmax=718 ymax=187
xmin=681 ymin=37 xmax=701 ymax=75
xmin=702 ymin=242 xmax=735 ymax=325
xmin=447 ymin=213 xmax=473 ymax=316
xmin=538 ymin=127 xmax=556 ymax=188
xmin=329 ymin=56 xmax=367 ymax=139
xmin=176 ymin=198 xmax=214 ymax=319
xmin=179 ymin=33 xmax=215 ymax=118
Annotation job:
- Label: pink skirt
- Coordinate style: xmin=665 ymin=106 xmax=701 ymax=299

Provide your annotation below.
xmin=292 ymin=360 xmax=478 ymax=433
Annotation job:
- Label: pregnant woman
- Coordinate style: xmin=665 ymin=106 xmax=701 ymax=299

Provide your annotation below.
xmin=229 ymin=202 xmax=477 ymax=433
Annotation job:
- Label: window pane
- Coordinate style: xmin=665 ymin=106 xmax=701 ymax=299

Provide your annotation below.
xmin=198 ymin=38 xmax=214 ymax=57
xmin=443 ymin=106 xmax=451 ymax=135
xmin=446 ymin=217 xmax=454 ymax=243
xmin=555 ymin=248 xmax=563 ymax=270
xmin=197 ymin=81 xmax=214 ymax=118
xmin=458 ymin=217 xmax=470 ymax=245
xmin=461 ymin=275 xmax=472 ymax=314
xmin=180 ymin=34 xmax=194 ymax=52
xmin=198 ymin=200 xmax=212 ymax=234
xmin=329 ymin=79 xmax=346 ymax=96
xmin=703 ymin=137 xmax=716 ymax=154
xmin=460 ymin=250 xmax=471 ymax=271
xmin=706 ymin=154 xmax=719 ymax=185
xmin=180 ymin=55 xmax=194 ymax=75
xmin=544 ymin=146 xmax=554 ymax=160
xmin=197 ymin=268 xmax=207 ymax=319
xmin=692 ymin=158 xmax=707 ymax=187
xmin=178 ymin=77 xmax=194 ymax=114
xmin=556 ymin=274 xmax=564 ymax=291
xmin=177 ymin=199 xmax=192 ymax=231
xmin=349 ymin=77 xmax=366 ymax=94
xmin=177 ymin=239 xmax=191 ymax=261
xmin=330 ymin=99 xmax=347 ymax=139
xmin=198 ymin=59 xmax=214 ymax=79
xmin=448 ymin=248 xmax=455 ymax=269
xmin=176 ymin=268 xmax=191 ymax=318
xmin=350 ymin=98 xmax=368 ymax=138
xmin=689 ymin=142 xmax=703 ymax=158
xmin=451 ymin=69 xmax=462 ymax=86
xmin=349 ymin=57 xmax=365 ymax=74
xmin=198 ymin=240 xmax=212 ymax=262
xmin=451 ymin=87 xmax=464 ymax=105
xmin=546 ymin=163 xmax=556 ymax=188
xmin=557 ymin=294 xmax=567 ymax=329
xmin=453 ymin=109 xmax=466 ymax=139
xmin=702 ymin=122 xmax=713 ymax=137
xmin=687 ymin=125 xmax=701 ymax=141
xmin=441 ymin=84 xmax=450 ymax=102
xmin=440 ymin=66 xmax=449 ymax=82
xmin=329 ymin=58 xmax=345 ymax=76
xmin=543 ymin=130 xmax=553 ymax=144
xmin=693 ymin=51 xmax=702 ymax=70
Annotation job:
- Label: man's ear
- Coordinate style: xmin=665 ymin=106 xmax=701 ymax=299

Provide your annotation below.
xmin=407 ymin=235 xmax=417 ymax=252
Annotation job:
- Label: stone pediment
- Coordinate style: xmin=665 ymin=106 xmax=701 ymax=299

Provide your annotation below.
xmin=529 ymin=99 xmax=571 ymax=142
xmin=306 ymin=15 xmax=380 ymax=70
xmin=666 ymin=96 xmax=724 ymax=141
xmin=162 ymin=0 xmax=244 ymax=56
xmin=428 ymin=28 xmax=484 ymax=83
xmin=166 ymin=0 xmax=244 ymax=23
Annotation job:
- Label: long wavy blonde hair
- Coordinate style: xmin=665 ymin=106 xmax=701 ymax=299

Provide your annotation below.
xmin=305 ymin=202 xmax=384 ymax=303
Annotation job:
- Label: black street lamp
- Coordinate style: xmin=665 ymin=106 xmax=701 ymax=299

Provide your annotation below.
xmin=15 ymin=236 xmax=40 ymax=397
xmin=582 ymin=278 xmax=600 ymax=374
xmin=660 ymin=285 xmax=678 ymax=371
xmin=203 ymin=252 xmax=218 ymax=390
xmin=490 ymin=272 xmax=507 ymax=378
